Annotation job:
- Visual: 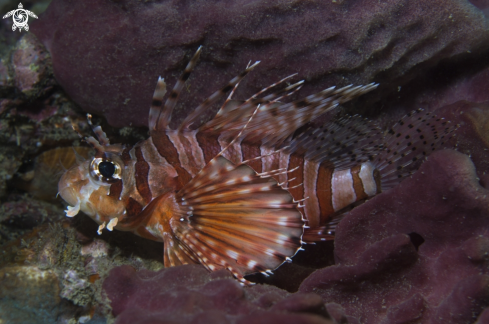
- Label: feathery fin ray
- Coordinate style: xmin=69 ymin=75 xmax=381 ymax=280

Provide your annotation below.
xmin=159 ymin=156 xmax=304 ymax=284
xmin=201 ymin=83 xmax=378 ymax=146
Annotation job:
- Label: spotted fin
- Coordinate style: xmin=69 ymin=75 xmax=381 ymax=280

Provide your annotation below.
xmin=373 ymin=108 xmax=457 ymax=190
xmin=299 ymin=109 xmax=457 ymax=242
xmin=164 ymin=156 xmax=304 ymax=284
xmin=287 ymin=114 xmax=385 ymax=169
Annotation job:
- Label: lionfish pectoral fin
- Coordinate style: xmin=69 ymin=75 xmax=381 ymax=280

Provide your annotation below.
xmin=167 ymin=156 xmax=304 ymax=284
xmin=163 ymin=234 xmax=199 ymax=267
xmin=302 ymin=213 xmax=343 ymax=243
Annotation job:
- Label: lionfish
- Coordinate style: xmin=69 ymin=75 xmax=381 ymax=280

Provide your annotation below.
xmin=58 ymin=47 xmax=453 ymax=284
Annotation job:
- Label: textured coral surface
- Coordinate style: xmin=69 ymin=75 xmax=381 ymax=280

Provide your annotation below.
xmin=103 ymin=264 xmax=333 ymax=324
xmin=32 ymin=0 xmax=489 ymax=127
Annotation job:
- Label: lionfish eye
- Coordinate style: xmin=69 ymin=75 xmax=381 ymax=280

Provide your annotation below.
xmin=90 ymin=157 xmax=122 ymax=183
xmin=99 ymin=161 xmax=115 ymax=178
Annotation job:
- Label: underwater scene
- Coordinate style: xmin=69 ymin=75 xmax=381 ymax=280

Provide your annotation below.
xmin=1 ymin=0 xmax=489 ymax=323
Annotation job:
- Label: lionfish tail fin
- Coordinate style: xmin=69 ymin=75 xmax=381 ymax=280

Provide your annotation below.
xmin=202 ymin=82 xmax=379 ymax=147
xmin=166 ymin=156 xmax=304 ymax=284
xmin=374 ymin=108 xmax=457 ymax=190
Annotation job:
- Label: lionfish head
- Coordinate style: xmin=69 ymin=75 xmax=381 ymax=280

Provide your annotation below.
xmin=58 ymin=115 xmax=131 ymax=233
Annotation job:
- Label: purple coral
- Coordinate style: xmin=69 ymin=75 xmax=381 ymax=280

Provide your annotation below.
xmin=103 ymin=264 xmax=333 ymax=324
xmin=31 ymin=0 xmax=489 ymax=127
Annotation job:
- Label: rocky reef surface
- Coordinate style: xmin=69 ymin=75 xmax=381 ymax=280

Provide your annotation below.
xmin=0 ymin=0 xmax=489 ymax=323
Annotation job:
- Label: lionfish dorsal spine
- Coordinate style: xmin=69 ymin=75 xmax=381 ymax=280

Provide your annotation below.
xmin=149 ymin=46 xmax=202 ymax=131
xmin=177 ymin=61 xmax=261 ymax=132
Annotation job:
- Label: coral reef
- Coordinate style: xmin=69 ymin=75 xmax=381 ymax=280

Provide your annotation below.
xmin=0 ymin=216 xmax=165 ymax=323
xmin=10 ymin=33 xmax=53 ymax=98
xmin=31 ymin=0 xmax=489 ymax=127
xmin=0 ymin=145 xmax=22 ymax=198
xmin=103 ymin=264 xmax=333 ymax=324
xmin=0 ymin=31 xmax=83 ymax=198
xmin=0 ymin=222 xmax=94 ymax=323
xmin=1 ymin=1 xmax=489 ymax=323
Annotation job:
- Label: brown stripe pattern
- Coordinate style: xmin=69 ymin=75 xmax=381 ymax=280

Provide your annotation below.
xmin=124 ymin=197 xmax=144 ymax=222
xmin=351 ymin=165 xmax=369 ymax=201
xmin=167 ymin=131 xmax=206 ymax=177
xmin=135 ymin=147 xmax=152 ymax=204
xmin=131 ymin=128 xmax=381 ymax=234
xmin=303 ymin=160 xmax=320 ymax=228
xmin=108 ymin=180 xmax=123 ymax=200
xmin=316 ymin=162 xmax=334 ymax=227
xmin=328 ymin=162 xmax=380 ymax=214
xmin=286 ymin=154 xmax=305 ymax=203
xmin=241 ymin=141 xmax=262 ymax=173
xmin=196 ymin=131 xmax=221 ymax=164
xmin=151 ymin=133 xmax=192 ymax=190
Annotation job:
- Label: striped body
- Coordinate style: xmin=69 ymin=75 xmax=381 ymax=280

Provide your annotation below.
xmin=112 ymin=131 xmax=382 ymax=241
xmin=59 ymin=47 xmax=453 ymax=283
